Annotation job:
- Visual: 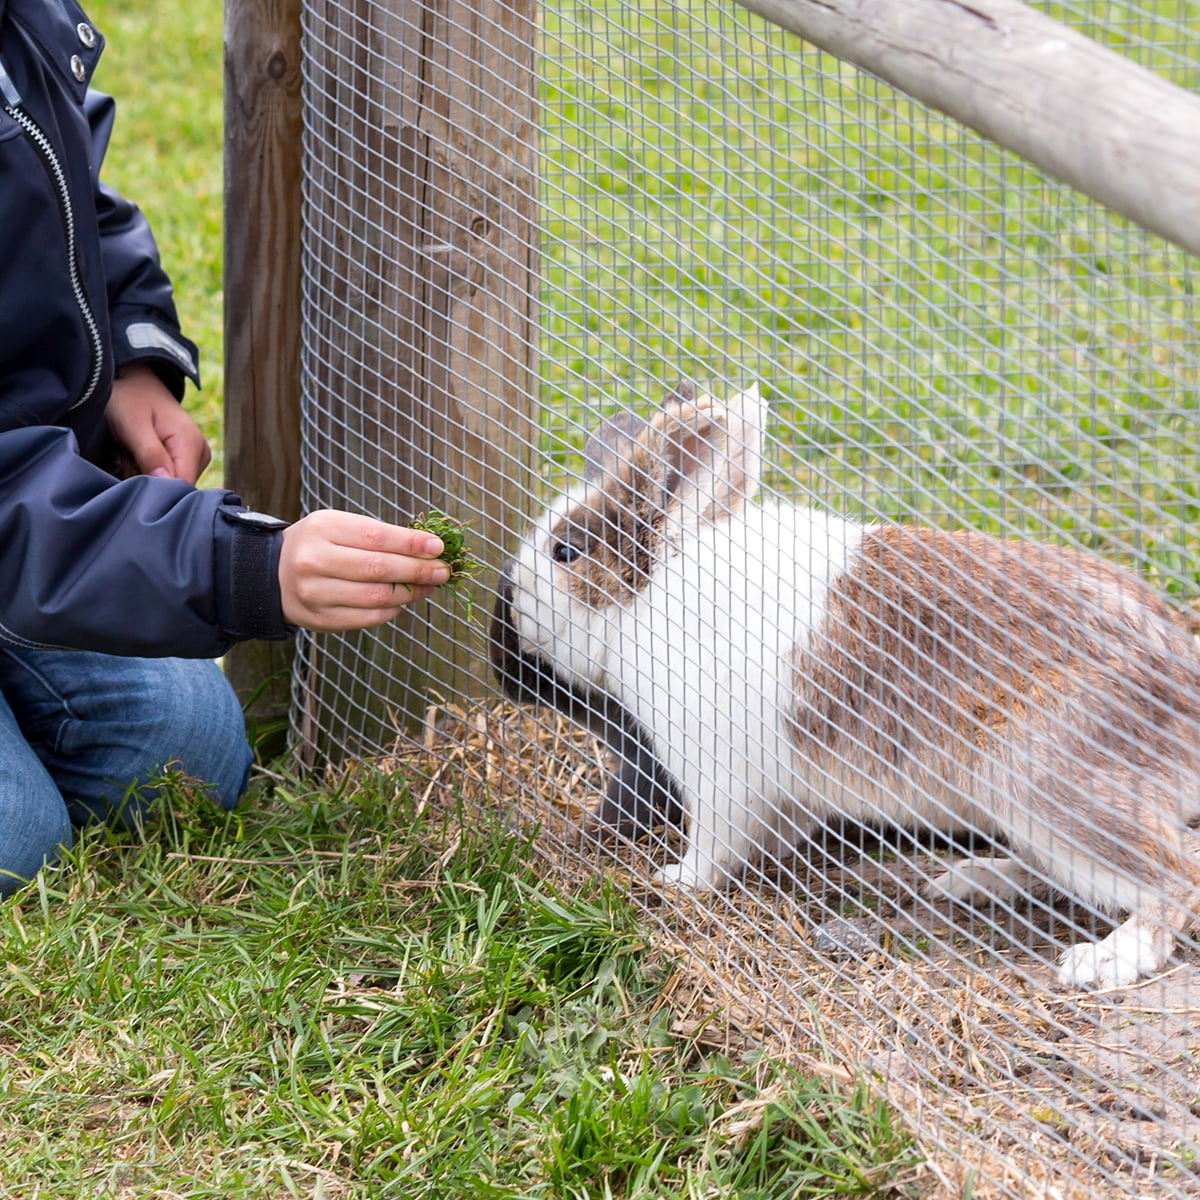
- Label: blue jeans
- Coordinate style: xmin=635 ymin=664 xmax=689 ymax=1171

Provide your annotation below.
xmin=0 ymin=648 xmax=254 ymax=895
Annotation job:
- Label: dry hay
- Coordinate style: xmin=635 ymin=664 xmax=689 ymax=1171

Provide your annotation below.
xmin=369 ymin=700 xmax=1200 ymax=1200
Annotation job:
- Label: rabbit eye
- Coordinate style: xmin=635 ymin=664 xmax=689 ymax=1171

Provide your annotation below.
xmin=553 ymin=541 xmax=584 ymax=565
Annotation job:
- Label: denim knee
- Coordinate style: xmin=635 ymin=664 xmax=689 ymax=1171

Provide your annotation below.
xmin=70 ymin=657 xmax=255 ymax=823
xmin=125 ymin=658 xmax=255 ymax=811
xmin=0 ymin=696 xmax=72 ymax=896
xmin=1 ymin=650 xmax=254 ymax=828
xmin=0 ymin=790 xmax=72 ymax=896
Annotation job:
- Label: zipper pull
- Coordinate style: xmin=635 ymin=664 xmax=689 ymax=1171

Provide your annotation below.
xmin=0 ymin=56 xmax=22 ymax=109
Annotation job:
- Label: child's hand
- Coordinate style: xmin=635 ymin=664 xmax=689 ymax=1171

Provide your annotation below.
xmin=278 ymin=510 xmax=451 ymax=632
xmin=106 ymin=362 xmax=212 ymax=483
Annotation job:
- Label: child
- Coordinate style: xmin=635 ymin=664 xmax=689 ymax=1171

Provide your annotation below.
xmin=0 ymin=0 xmax=448 ymax=891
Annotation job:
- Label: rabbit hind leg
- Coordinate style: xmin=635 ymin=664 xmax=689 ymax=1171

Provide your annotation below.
xmin=1054 ymin=828 xmax=1200 ymax=989
xmin=1035 ymin=797 xmax=1200 ymax=989
xmin=1056 ymin=910 xmax=1184 ymax=989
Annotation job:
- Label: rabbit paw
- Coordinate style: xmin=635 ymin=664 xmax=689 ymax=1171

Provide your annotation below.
xmin=655 ymin=857 xmax=725 ymax=893
xmin=925 ymin=855 xmax=1033 ymax=904
xmin=1056 ymin=920 xmax=1165 ymax=989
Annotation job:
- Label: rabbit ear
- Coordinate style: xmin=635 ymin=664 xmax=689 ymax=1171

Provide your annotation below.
xmin=639 ymin=382 xmax=765 ymax=538
xmin=582 ymin=381 xmax=699 ymax=486
xmin=542 ymin=382 xmax=765 ymax=611
xmin=584 ymin=411 xmax=649 ymax=486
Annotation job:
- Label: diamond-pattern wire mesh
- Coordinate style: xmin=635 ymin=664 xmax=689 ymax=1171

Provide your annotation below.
xmin=295 ymin=0 xmax=1199 ymax=1193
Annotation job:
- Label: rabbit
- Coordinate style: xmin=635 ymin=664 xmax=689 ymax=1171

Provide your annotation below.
xmin=490 ymin=381 xmax=1200 ymax=989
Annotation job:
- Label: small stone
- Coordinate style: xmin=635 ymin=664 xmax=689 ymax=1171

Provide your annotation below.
xmin=810 ymin=915 xmax=885 ymax=960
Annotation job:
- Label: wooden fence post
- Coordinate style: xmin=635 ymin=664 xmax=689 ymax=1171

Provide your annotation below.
xmin=222 ymin=0 xmax=305 ymax=743
xmin=298 ymin=0 xmax=539 ymax=759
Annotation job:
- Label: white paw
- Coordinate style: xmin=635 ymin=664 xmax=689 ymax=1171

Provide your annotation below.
xmin=655 ymin=857 xmax=724 ymax=893
xmin=1056 ymin=921 xmax=1165 ymax=990
xmin=925 ymin=856 xmax=1030 ymax=904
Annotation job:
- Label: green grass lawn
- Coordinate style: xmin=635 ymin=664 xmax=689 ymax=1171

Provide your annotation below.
xmin=537 ymin=0 xmax=1198 ymax=600
xmin=0 ymin=771 xmax=919 ymax=1198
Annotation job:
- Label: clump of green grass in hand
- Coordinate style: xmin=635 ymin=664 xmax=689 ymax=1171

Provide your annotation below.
xmin=411 ymin=510 xmax=483 ymax=616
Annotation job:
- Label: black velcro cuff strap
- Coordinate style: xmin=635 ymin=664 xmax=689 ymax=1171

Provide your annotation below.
xmin=223 ymin=516 xmax=293 ymax=641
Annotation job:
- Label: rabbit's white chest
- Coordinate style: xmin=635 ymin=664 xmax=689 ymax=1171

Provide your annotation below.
xmin=610 ymin=503 xmax=866 ymax=800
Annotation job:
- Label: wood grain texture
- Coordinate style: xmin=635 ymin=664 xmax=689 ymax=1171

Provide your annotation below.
xmin=300 ymin=0 xmax=539 ymax=758
xmin=738 ymin=0 xmax=1200 ymax=257
xmin=222 ymin=0 xmax=304 ymax=729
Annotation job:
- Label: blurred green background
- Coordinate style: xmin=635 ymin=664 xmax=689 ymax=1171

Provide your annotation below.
xmin=87 ymin=0 xmax=225 ymax=486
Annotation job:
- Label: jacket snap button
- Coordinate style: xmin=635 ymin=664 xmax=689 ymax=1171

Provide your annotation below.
xmin=70 ymin=54 xmax=87 ymax=83
xmin=76 ymin=23 xmax=97 ymax=49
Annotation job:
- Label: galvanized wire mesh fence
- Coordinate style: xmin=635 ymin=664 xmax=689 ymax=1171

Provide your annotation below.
xmin=295 ymin=0 xmax=1200 ymax=1193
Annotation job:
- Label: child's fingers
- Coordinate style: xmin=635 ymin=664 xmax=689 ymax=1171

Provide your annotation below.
xmin=287 ymin=539 xmax=451 ymax=590
xmin=304 ymin=509 xmax=445 ymax=559
xmin=276 ymin=512 xmax=455 ymax=631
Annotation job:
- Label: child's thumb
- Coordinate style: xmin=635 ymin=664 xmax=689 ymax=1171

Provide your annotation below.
xmin=127 ymin=437 xmax=175 ymax=479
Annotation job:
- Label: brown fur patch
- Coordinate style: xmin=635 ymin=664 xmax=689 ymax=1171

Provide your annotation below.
xmin=788 ymin=526 xmax=1200 ymax=892
xmin=552 ymin=447 xmax=670 ymax=609
xmin=555 ymin=392 xmax=758 ymax=611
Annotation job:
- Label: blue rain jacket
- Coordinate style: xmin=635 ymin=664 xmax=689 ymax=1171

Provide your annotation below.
xmin=0 ymin=0 xmax=290 ymax=656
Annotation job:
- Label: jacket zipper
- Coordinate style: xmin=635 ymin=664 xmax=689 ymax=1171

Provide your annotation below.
xmin=0 ymin=56 xmax=104 ymax=412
